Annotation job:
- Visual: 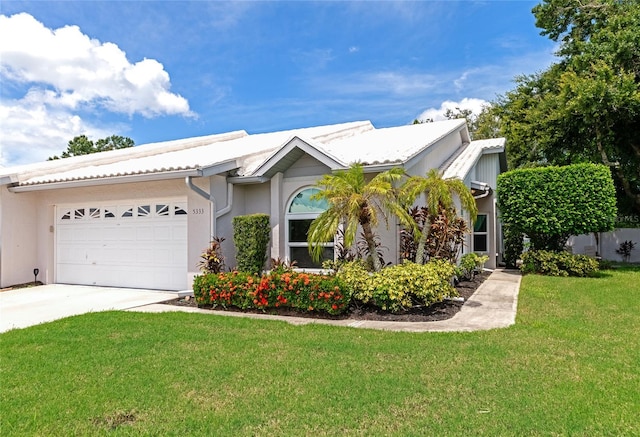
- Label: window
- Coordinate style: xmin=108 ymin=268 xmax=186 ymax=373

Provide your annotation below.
xmin=156 ymin=204 xmax=169 ymax=216
xmin=473 ymin=214 xmax=488 ymax=252
xmin=286 ymin=188 xmax=333 ymax=268
xmin=137 ymin=205 xmax=151 ymax=217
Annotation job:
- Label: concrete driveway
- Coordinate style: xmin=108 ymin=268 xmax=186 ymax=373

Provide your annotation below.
xmin=0 ymin=284 xmax=180 ymax=333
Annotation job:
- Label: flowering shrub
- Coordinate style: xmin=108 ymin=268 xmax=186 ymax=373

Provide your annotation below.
xmin=336 ymin=259 xmax=456 ymax=312
xmin=193 ymin=270 xmax=350 ymax=315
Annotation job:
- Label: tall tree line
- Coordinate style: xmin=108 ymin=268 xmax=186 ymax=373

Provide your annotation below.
xmin=468 ymin=0 xmax=639 ymax=215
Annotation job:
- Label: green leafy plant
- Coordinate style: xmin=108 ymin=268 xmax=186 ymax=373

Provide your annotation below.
xmin=503 ymin=225 xmax=524 ymax=269
xmin=458 ymin=253 xmax=489 ymax=281
xmin=399 ymin=206 xmax=426 ymax=262
xmin=197 ymin=237 xmax=226 ymax=274
xmin=400 ymin=205 xmax=469 ymax=264
xmin=520 ymin=250 xmax=599 ymax=277
xmin=337 ymin=259 xmax=456 ymax=312
xmin=422 ymin=206 xmax=469 ymax=263
xmin=307 ymin=163 xmax=413 ymax=272
xmin=269 ymin=257 xmax=297 ymax=274
xmin=615 ymin=240 xmax=636 ymax=263
xmin=232 ymin=214 xmax=271 ymax=274
xmin=400 ymin=169 xmax=477 ymax=264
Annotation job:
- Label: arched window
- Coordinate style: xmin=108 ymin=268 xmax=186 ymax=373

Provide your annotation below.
xmin=286 ymin=188 xmax=334 ymax=268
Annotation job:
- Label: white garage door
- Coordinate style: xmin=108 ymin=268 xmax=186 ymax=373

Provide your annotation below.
xmin=56 ymin=200 xmax=188 ymax=291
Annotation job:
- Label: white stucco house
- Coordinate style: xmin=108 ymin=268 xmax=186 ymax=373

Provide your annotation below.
xmin=0 ymin=119 xmax=506 ymax=290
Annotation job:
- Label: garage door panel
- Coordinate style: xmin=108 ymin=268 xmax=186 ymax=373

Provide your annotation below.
xmin=135 ymin=226 xmax=155 ymax=241
xmin=102 ymin=225 xmax=123 ymax=240
xmin=56 ymin=200 xmax=188 ymax=290
xmin=57 ymin=245 xmax=85 ymax=263
xmin=173 ymin=224 xmax=188 ymax=240
xmin=153 ymin=225 xmax=172 ymax=240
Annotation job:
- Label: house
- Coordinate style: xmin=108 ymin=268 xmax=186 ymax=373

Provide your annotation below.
xmin=0 ymin=119 xmax=506 ymax=290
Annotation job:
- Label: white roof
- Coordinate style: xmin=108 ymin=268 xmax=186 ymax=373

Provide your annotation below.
xmin=442 ymin=138 xmax=506 ymax=180
xmin=318 ymin=119 xmax=467 ymax=166
xmin=2 ymin=119 xmax=503 ymax=189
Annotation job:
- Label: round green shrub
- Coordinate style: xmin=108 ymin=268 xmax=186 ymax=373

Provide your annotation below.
xmin=520 ymin=250 xmax=599 ymax=277
xmin=338 ymin=259 xmax=456 ymax=312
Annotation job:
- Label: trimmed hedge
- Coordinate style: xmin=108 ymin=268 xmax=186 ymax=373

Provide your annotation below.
xmin=503 ymin=225 xmax=524 ymax=269
xmin=520 ymin=250 xmax=599 ymax=277
xmin=497 ymin=163 xmax=617 ymax=251
xmin=232 ymin=214 xmax=270 ymax=274
xmin=193 ymin=270 xmax=350 ymax=315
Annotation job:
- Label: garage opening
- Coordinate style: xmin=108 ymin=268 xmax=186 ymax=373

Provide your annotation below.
xmin=56 ymin=199 xmax=188 ymax=290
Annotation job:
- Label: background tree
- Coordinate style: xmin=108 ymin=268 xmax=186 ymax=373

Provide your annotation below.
xmin=413 ymin=104 xmax=500 ymax=140
xmin=495 ymin=0 xmax=640 ymax=215
xmin=48 ymin=135 xmax=134 ymax=160
xmin=95 ymin=135 xmax=135 ymax=152
xmin=307 ymin=164 xmax=413 ymax=272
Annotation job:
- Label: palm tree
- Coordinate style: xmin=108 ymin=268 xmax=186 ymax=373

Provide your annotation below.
xmin=307 ymin=163 xmax=413 ymax=271
xmin=401 ymin=169 xmax=478 ymax=264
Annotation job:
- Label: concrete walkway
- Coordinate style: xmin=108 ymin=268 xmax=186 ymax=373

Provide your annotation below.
xmin=131 ymin=269 xmax=522 ymax=333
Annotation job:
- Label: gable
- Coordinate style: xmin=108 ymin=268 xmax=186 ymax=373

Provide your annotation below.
xmin=250 ymin=136 xmax=344 ymax=179
xmin=283 ymin=153 xmax=332 ymax=178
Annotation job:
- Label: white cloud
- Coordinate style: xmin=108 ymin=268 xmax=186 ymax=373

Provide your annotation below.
xmin=416 ymin=97 xmax=489 ymax=122
xmin=0 ymin=97 xmax=117 ymax=166
xmin=0 ymin=12 xmax=193 ymax=166
xmin=314 ymin=71 xmax=439 ymax=97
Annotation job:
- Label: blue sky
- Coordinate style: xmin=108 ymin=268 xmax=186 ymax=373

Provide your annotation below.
xmin=0 ymin=1 xmax=557 ymax=166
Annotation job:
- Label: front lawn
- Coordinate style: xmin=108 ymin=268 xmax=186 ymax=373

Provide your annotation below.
xmin=1 ymin=267 xmax=639 ymax=436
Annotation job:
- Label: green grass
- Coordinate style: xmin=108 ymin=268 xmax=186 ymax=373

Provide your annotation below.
xmin=2 ymin=267 xmax=639 ymax=436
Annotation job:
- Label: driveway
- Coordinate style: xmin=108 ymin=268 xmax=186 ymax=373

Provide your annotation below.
xmin=0 ymin=284 xmax=180 ymax=333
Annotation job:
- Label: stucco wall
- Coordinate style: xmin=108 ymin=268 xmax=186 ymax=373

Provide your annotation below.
xmin=0 ymin=187 xmax=39 ymax=287
xmin=567 ymin=229 xmax=640 ymax=263
xmin=406 ymin=129 xmax=464 ymax=177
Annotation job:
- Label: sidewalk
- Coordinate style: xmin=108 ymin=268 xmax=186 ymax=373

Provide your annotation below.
xmin=131 ymin=269 xmax=522 ymax=333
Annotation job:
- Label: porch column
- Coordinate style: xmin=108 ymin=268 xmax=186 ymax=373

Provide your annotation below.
xmin=270 ymin=172 xmax=283 ymax=262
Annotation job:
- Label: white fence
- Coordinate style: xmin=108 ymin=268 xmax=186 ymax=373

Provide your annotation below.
xmin=567 ymin=228 xmax=640 ymax=263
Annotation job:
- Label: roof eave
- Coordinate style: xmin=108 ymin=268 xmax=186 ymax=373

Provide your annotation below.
xmin=226 ymin=175 xmax=271 ymax=184
xmin=360 ymin=162 xmax=404 ymax=173
xmin=8 ymin=168 xmax=202 ymax=192
xmin=0 ymin=175 xmax=17 ymax=186
xmin=198 ymin=159 xmax=241 ymax=177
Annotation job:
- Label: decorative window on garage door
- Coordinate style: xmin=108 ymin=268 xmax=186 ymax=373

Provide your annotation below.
xmin=58 ymin=202 xmax=188 ymax=222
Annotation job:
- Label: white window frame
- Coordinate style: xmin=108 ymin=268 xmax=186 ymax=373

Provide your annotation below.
xmin=473 ymin=213 xmax=489 ymax=253
xmin=285 ymin=187 xmax=334 ymax=268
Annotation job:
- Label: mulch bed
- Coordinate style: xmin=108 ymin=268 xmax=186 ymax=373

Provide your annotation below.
xmin=164 ymin=271 xmax=490 ymax=322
